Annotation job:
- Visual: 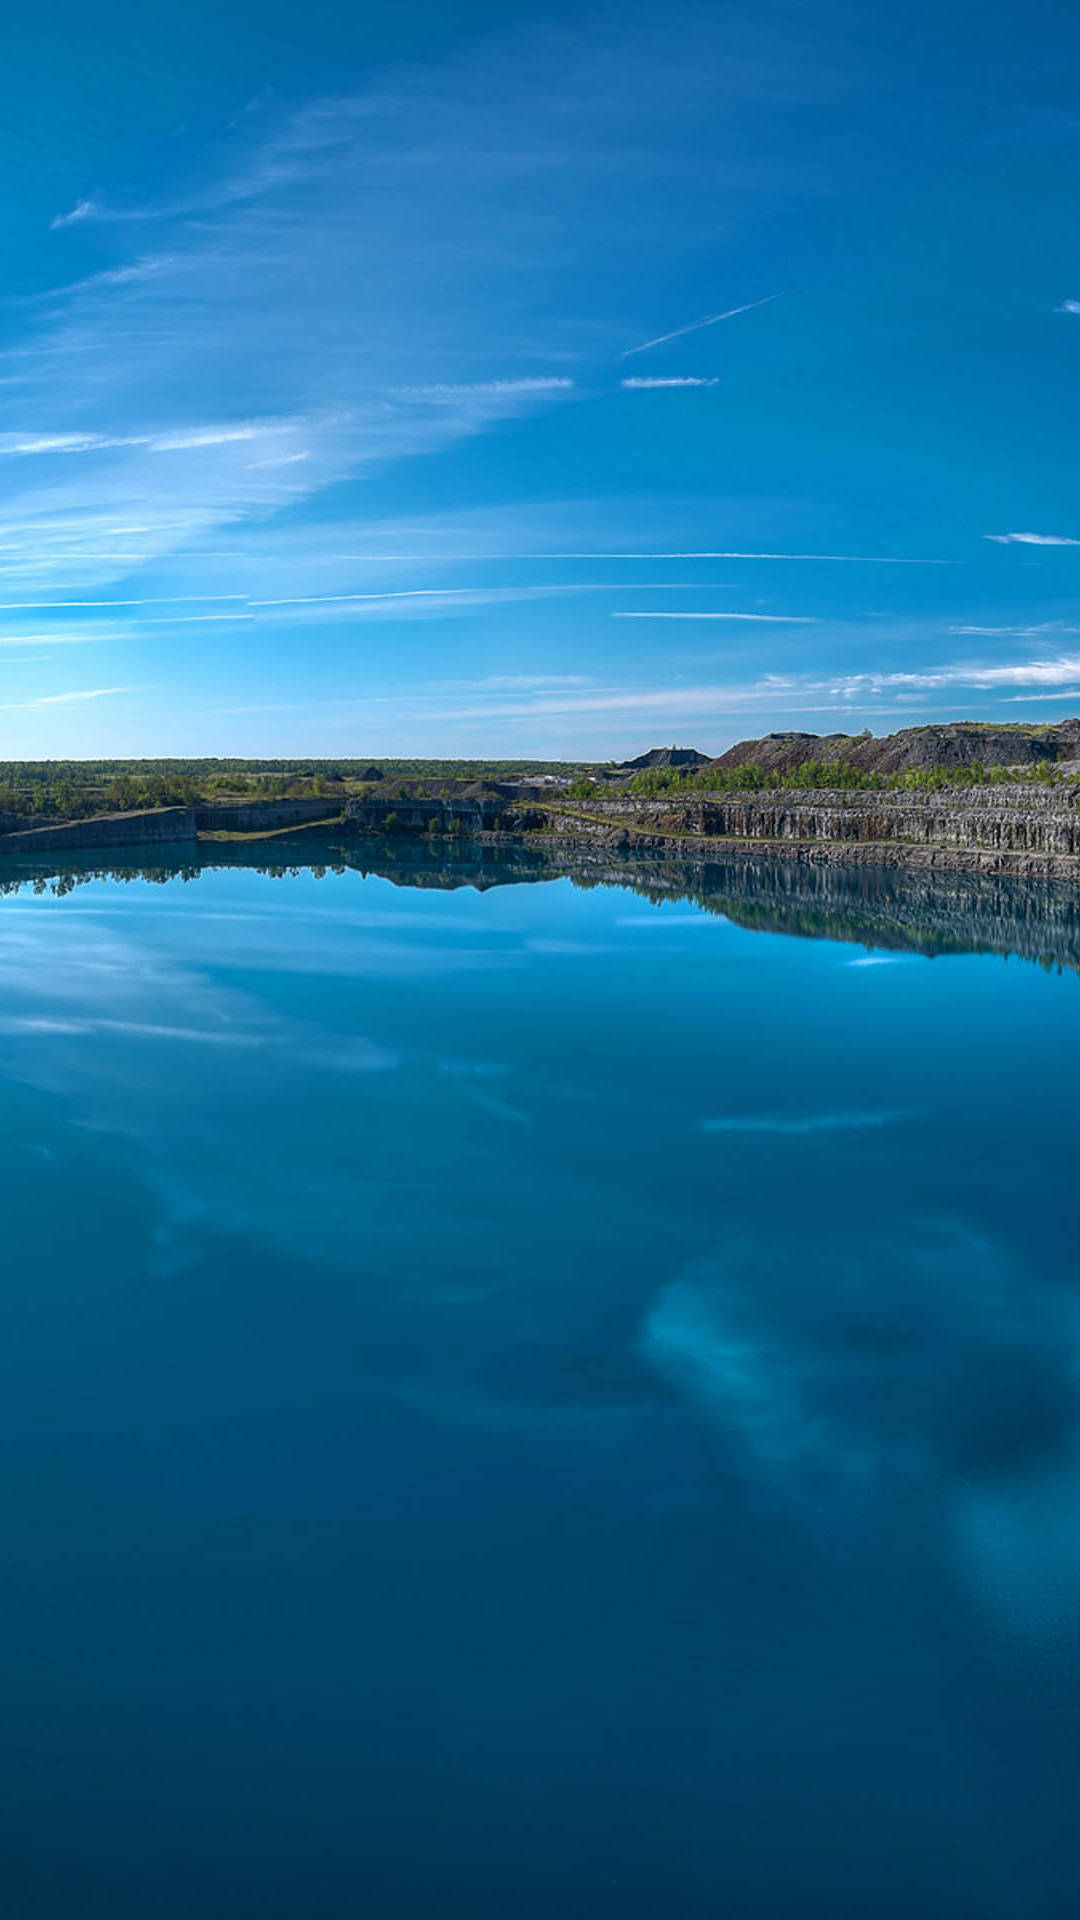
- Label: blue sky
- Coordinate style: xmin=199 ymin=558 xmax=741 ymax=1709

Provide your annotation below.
xmin=2 ymin=0 xmax=1080 ymax=757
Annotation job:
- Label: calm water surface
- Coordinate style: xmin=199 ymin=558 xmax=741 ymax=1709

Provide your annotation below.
xmin=0 ymin=845 xmax=1078 ymax=1918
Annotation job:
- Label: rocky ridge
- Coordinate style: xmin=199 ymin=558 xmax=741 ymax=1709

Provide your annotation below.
xmin=704 ymin=719 xmax=1080 ymax=776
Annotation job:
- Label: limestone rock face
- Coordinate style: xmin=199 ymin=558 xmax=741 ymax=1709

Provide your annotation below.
xmin=194 ymin=798 xmax=342 ymax=831
xmin=0 ymin=807 xmax=197 ymax=853
xmin=536 ymin=786 xmax=1080 ymax=879
xmin=344 ymin=788 xmax=542 ymax=836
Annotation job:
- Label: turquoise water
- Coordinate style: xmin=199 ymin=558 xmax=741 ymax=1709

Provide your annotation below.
xmin=1 ymin=845 xmax=1078 ymax=1917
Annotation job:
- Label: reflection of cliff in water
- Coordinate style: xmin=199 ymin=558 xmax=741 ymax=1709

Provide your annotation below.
xmin=2 ymin=831 xmax=1079 ymax=973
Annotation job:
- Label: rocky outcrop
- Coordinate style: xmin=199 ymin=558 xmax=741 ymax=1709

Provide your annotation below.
xmin=194 ymin=797 xmax=343 ymax=832
xmin=0 ymin=806 xmax=196 ymax=853
xmin=708 ymin=719 xmax=1080 ymax=776
xmin=344 ymin=790 xmax=543 ymax=835
xmin=540 ymin=787 xmax=1080 ymax=877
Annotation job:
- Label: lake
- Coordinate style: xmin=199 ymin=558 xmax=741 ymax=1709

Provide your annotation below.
xmin=0 ymin=840 xmax=1077 ymax=1918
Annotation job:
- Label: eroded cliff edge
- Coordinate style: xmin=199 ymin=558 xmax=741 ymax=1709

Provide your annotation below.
xmin=3 ymin=768 xmax=1080 ymax=883
xmin=338 ymin=783 xmax=1080 ymax=881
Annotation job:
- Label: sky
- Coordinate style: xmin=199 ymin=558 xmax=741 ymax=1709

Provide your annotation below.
xmin=2 ymin=0 xmax=1080 ymax=758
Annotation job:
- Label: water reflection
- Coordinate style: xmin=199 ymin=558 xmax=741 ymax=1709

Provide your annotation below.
xmin=0 ymin=838 xmax=1077 ymax=1916
xmin=3 ymin=831 xmax=1080 ymax=971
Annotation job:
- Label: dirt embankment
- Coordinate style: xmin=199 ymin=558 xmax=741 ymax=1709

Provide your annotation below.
xmin=708 ymin=719 xmax=1080 ymax=776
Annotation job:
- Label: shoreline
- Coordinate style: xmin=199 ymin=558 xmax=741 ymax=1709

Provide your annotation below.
xmin=2 ymin=830 xmax=1079 ymax=976
xmin=535 ymin=824 xmax=1080 ymax=882
xmin=3 ymin=787 xmax=1080 ymax=883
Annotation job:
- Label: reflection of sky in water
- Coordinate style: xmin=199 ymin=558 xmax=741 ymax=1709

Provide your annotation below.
xmin=0 ymin=860 xmax=1078 ymax=1917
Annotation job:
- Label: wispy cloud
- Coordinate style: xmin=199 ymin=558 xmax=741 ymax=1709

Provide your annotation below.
xmin=0 ymin=595 xmax=245 ymax=609
xmin=820 ymin=656 xmax=1080 ymax=694
xmin=390 ymin=649 xmax=1080 ymax=732
xmin=250 ymin=586 xmax=610 ymax=607
xmin=141 ymin=612 xmax=255 ymax=625
xmin=2 ymin=135 xmax=599 ymax=586
xmin=985 ymin=532 xmax=1080 ymax=546
xmin=458 ymin=674 xmax=594 ymax=690
xmin=242 ymin=583 xmax=745 ymax=621
xmin=157 ymin=503 xmax=946 ymax=575
xmin=949 ymin=621 xmax=1080 ymax=637
xmin=612 ymin=610 xmax=820 ymax=621
xmin=147 ymin=426 xmax=265 ymax=452
xmin=0 ymin=434 xmax=111 ymax=456
xmin=11 ymin=19 xmax=833 ymax=595
xmin=620 ymin=376 xmax=719 ymax=388
xmin=403 ymin=682 xmax=830 ymax=725
xmin=310 ymin=550 xmax=944 ymax=563
xmin=1055 ymin=300 xmax=1080 ymax=314
xmin=619 ymin=293 xmax=783 ymax=359
xmin=0 ymin=423 xmax=289 ymax=458
xmin=0 ymin=685 xmax=143 ymax=711
xmin=48 ymin=199 xmax=99 ymax=230
xmin=398 ymin=379 xmax=574 ymax=398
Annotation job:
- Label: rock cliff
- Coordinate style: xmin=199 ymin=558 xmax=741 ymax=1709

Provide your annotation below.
xmin=539 ymin=786 xmax=1080 ymax=877
xmin=194 ymin=797 xmax=343 ymax=832
xmin=0 ymin=806 xmax=197 ymax=853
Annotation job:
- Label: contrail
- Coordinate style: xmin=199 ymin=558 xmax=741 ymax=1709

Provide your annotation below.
xmin=619 ymin=294 xmax=783 ymax=359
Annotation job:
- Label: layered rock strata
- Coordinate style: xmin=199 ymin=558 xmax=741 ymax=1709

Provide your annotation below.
xmin=0 ymin=806 xmax=197 ymax=852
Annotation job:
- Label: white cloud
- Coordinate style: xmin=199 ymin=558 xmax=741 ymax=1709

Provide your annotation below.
xmin=405 ymin=682 xmax=818 ymax=724
xmin=463 ymin=674 xmax=594 ymax=690
xmin=0 ymin=423 xmax=285 ymax=458
xmin=985 ymin=532 xmax=1080 ymax=546
xmin=949 ymin=622 xmax=1080 ymax=636
xmin=327 ymin=550 xmax=940 ymax=563
xmin=381 ymin=647 xmax=1080 ymax=734
xmin=0 ymin=434 xmax=112 ymax=456
xmin=141 ymin=613 xmax=255 ymax=624
xmin=147 ymin=426 xmax=265 ymax=452
xmin=0 ymin=595 xmax=244 ymax=608
xmin=48 ymin=199 xmax=99 ymax=230
xmin=243 ymin=583 xmax=737 ymax=622
xmin=398 ymin=379 xmax=574 ymax=398
xmin=829 ymin=654 xmax=1080 ymax=693
xmin=620 ymin=376 xmax=719 ymax=388
xmin=559 ymin=551 xmax=943 ymax=563
xmin=1055 ymin=300 xmax=1080 ymax=313
xmin=0 ymin=125 xmax=596 ymax=588
xmin=157 ymin=504 xmax=945 ymax=581
xmin=6 ymin=11 xmax=854 ymax=601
